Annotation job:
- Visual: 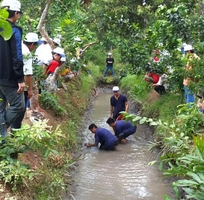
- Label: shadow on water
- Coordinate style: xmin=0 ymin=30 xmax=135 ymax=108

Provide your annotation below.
xmin=66 ymin=92 xmax=174 ymax=200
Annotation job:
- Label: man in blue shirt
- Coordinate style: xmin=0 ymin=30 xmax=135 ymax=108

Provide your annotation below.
xmin=110 ymin=86 xmax=129 ymax=120
xmin=0 ymin=0 xmax=25 ymax=137
xmin=106 ymin=118 xmax=137 ymax=144
xmin=85 ymin=124 xmax=118 ymax=150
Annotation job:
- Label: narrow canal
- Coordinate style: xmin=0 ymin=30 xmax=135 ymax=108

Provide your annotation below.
xmin=66 ymin=91 xmax=174 ymax=200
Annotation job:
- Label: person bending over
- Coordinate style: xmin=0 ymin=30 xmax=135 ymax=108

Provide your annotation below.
xmin=106 ymin=118 xmax=137 ymax=144
xmin=85 ymin=123 xmax=118 ymax=151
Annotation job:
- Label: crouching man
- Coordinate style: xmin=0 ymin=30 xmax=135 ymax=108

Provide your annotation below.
xmin=85 ymin=123 xmax=118 ymax=151
xmin=106 ymin=118 xmax=137 ymax=144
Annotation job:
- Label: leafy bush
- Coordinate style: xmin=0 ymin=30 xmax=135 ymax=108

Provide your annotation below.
xmin=39 ymin=91 xmax=67 ymax=116
xmin=0 ymin=120 xmax=65 ymax=191
xmin=120 ymin=74 xmax=150 ymax=101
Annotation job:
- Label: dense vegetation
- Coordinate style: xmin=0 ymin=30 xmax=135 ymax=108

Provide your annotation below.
xmin=1 ymin=0 xmax=204 ymax=199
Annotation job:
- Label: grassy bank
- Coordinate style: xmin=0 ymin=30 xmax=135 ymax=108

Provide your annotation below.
xmin=120 ymin=74 xmax=204 ymax=200
xmin=0 ymin=64 xmax=101 ymax=199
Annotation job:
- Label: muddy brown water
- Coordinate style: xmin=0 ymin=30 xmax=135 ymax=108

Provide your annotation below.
xmin=66 ymin=92 xmax=174 ymax=200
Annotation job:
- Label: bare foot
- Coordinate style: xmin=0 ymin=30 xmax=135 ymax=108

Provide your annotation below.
xmin=120 ymin=139 xmax=127 ymax=144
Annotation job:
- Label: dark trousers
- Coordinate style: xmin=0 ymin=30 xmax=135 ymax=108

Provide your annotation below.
xmin=100 ymin=141 xmax=118 ymax=151
xmin=11 ymin=91 xmax=28 ymax=130
xmin=154 ymin=85 xmax=166 ymax=95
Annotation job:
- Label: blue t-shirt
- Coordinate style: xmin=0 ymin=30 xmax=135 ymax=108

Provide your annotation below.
xmin=95 ymin=127 xmax=117 ymax=148
xmin=110 ymin=94 xmax=127 ymax=119
xmin=115 ymin=120 xmax=136 ymax=137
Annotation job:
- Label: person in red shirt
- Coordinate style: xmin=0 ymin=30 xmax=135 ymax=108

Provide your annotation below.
xmin=45 ymin=47 xmax=64 ymax=76
xmin=144 ymin=71 xmax=160 ymax=83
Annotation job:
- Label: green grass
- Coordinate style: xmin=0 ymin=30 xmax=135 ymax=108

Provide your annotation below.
xmin=120 ymin=74 xmax=151 ymax=101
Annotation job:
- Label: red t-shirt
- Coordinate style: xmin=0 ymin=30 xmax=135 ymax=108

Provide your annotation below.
xmin=47 ymin=60 xmax=59 ymax=74
xmin=149 ymin=72 xmax=160 ymax=83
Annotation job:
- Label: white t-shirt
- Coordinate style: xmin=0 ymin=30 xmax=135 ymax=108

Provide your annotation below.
xmin=22 ymin=43 xmax=33 ymax=75
xmin=35 ymin=43 xmax=52 ymax=66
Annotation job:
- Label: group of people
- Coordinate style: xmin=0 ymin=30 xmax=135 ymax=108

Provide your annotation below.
xmin=85 ymin=86 xmax=137 ymax=151
xmin=143 ymin=49 xmax=170 ymax=95
xmin=0 ymin=0 xmax=72 ymax=138
xmin=144 ymin=44 xmax=204 ymax=114
xmin=0 ymin=0 xmax=28 ymax=137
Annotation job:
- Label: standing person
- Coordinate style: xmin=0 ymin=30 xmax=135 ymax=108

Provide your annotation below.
xmin=0 ymin=0 xmax=25 ymax=137
xmin=11 ymin=32 xmax=40 ymax=132
xmin=85 ymin=123 xmax=118 ymax=150
xmin=106 ymin=118 xmax=137 ymax=144
xmin=183 ymin=44 xmax=200 ymax=103
xmin=110 ymin=86 xmax=129 ymax=120
xmin=34 ymin=37 xmax=51 ymax=66
xmin=104 ymin=52 xmax=114 ymax=77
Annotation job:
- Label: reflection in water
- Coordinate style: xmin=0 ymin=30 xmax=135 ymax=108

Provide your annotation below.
xmin=68 ymin=92 xmax=173 ymax=200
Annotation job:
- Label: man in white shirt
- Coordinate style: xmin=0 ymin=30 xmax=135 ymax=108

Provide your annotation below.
xmin=11 ymin=32 xmax=40 ymax=132
xmin=35 ymin=37 xmax=52 ymax=66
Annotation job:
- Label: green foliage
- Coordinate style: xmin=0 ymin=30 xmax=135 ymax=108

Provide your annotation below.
xmin=39 ymin=91 xmax=67 ymax=116
xmin=148 ymin=104 xmax=204 ymax=198
xmin=0 ymin=121 xmax=65 ymax=190
xmin=0 ymin=159 xmax=33 ymax=191
xmin=143 ymin=93 xmax=183 ymax=120
xmin=32 ymin=63 xmax=46 ymax=83
xmin=0 ymin=8 xmax=12 ymax=40
xmin=120 ymin=74 xmax=150 ymax=101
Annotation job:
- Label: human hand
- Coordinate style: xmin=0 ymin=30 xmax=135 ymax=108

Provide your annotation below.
xmin=27 ymin=90 xmax=34 ymax=99
xmin=17 ymin=82 xmax=25 ymax=94
xmin=85 ymin=143 xmax=90 ymax=147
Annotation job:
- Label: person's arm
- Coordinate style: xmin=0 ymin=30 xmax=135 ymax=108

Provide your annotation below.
xmin=85 ymin=133 xmax=99 ymax=148
xmin=84 ymin=143 xmax=97 ymax=147
xmin=153 ymin=76 xmax=162 ymax=86
xmin=125 ymin=101 xmax=129 ymax=112
xmin=11 ymin=27 xmax=25 ymax=93
xmin=110 ymin=105 xmax=114 ymax=118
xmin=11 ymin=27 xmax=24 ymax=84
xmin=25 ymin=75 xmax=33 ymax=99
xmin=201 ymin=99 xmax=204 ymax=111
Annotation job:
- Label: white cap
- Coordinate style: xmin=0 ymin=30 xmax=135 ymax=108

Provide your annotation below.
xmin=112 ymin=86 xmax=119 ymax=91
xmin=184 ymin=44 xmax=193 ymax=51
xmin=52 ymin=47 xmax=64 ymax=56
xmin=74 ymin=37 xmax=81 ymax=42
xmin=182 ymin=43 xmax=187 ymax=47
xmin=53 ymin=38 xmax=61 ymax=46
xmin=40 ymin=37 xmax=46 ymax=41
xmin=24 ymin=33 xmax=40 ymax=43
xmin=1 ymin=0 xmax=22 ymax=13
xmin=108 ymin=52 xmax=112 ymax=56
xmin=60 ymin=56 xmax=66 ymax=62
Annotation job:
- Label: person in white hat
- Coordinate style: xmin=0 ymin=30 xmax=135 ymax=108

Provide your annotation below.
xmin=11 ymin=32 xmax=40 ymax=133
xmin=0 ymin=0 xmax=25 ymax=137
xmin=183 ymin=44 xmax=200 ymax=103
xmin=34 ymin=37 xmax=52 ymax=66
xmin=53 ymin=37 xmax=61 ymax=47
xmin=45 ymin=47 xmax=65 ymax=76
xmin=110 ymin=86 xmax=129 ymax=120
xmin=104 ymin=52 xmax=115 ymax=77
